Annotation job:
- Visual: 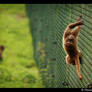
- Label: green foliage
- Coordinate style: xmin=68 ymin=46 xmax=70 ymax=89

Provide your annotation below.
xmin=0 ymin=4 xmax=43 ymax=88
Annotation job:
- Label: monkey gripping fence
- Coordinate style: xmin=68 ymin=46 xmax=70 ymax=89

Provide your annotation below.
xmin=26 ymin=4 xmax=92 ymax=88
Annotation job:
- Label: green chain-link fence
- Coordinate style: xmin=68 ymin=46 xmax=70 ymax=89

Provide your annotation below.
xmin=26 ymin=4 xmax=92 ymax=88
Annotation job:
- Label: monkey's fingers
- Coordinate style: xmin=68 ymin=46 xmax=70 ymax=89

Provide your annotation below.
xmin=77 ymin=17 xmax=80 ymax=21
xmin=77 ymin=14 xmax=82 ymax=21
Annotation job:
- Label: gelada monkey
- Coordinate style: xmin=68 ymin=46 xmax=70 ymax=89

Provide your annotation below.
xmin=0 ymin=45 xmax=5 ymax=60
xmin=62 ymin=15 xmax=83 ymax=80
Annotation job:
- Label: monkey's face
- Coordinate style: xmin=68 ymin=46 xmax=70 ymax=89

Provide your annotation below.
xmin=64 ymin=33 xmax=76 ymax=47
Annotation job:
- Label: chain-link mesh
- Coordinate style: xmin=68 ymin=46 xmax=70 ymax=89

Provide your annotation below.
xmin=26 ymin=4 xmax=92 ymax=88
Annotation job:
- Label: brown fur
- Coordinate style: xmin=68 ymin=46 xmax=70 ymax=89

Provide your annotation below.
xmin=0 ymin=45 xmax=5 ymax=60
xmin=62 ymin=15 xmax=83 ymax=80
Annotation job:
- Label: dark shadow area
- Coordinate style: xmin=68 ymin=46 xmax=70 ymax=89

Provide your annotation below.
xmin=25 ymin=4 xmax=38 ymax=65
xmin=25 ymin=4 xmax=50 ymax=88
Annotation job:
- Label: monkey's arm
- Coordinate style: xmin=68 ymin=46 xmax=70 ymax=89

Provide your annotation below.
xmin=64 ymin=20 xmax=83 ymax=35
xmin=68 ymin=20 xmax=83 ymax=29
xmin=72 ymin=26 xmax=81 ymax=37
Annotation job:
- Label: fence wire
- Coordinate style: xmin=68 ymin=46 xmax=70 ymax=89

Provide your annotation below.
xmin=26 ymin=4 xmax=92 ymax=88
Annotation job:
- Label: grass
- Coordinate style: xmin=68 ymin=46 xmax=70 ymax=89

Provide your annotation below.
xmin=0 ymin=4 xmax=43 ymax=88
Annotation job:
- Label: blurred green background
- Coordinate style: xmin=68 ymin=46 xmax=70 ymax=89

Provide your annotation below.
xmin=0 ymin=4 xmax=43 ymax=88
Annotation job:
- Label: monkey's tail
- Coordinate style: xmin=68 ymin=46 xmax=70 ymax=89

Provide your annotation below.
xmin=75 ymin=56 xmax=82 ymax=80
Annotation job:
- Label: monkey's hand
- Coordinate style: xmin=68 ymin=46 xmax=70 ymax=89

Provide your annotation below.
xmin=77 ymin=14 xmax=82 ymax=21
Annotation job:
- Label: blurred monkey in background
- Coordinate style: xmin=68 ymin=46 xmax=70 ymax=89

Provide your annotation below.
xmin=0 ymin=45 xmax=5 ymax=60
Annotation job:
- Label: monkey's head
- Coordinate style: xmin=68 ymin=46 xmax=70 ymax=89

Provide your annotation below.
xmin=64 ymin=33 xmax=77 ymax=47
